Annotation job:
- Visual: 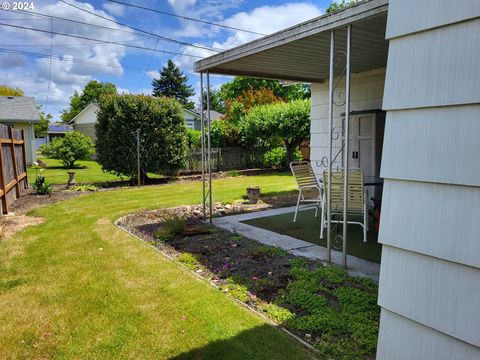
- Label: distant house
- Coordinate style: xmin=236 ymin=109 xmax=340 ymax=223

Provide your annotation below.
xmin=0 ymin=96 xmax=40 ymax=164
xmin=70 ymin=103 xmax=222 ymax=137
xmin=185 ymin=109 xmax=223 ymax=130
xmin=35 ymin=122 xmax=73 ymax=151
xmin=69 ymin=102 xmax=99 ymax=143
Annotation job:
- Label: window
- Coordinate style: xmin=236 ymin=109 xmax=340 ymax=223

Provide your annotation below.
xmin=186 ymin=121 xmax=195 ymax=129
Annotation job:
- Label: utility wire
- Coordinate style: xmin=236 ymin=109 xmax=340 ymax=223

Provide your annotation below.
xmin=0 ymin=47 xmax=144 ymax=71
xmin=137 ymin=37 xmax=159 ymax=92
xmin=107 ymin=0 xmax=266 ymax=36
xmin=0 ymin=22 xmax=205 ymax=59
xmin=44 ymin=18 xmax=53 ymax=111
xmin=54 ymin=1 xmax=220 ymax=53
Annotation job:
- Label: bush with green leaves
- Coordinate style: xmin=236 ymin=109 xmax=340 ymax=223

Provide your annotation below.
xmin=242 ymin=100 xmax=310 ymax=167
xmin=96 ymin=94 xmax=187 ymax=180
xmin=186 ymin=128 xmax=202 ymax=150
xmin=263 ymin=146 xmax=302 ymax=169
xmin=32 ymin=175 xmax=52 ymax=195
xmin=41 ymin=131 xmax=95 ymax=168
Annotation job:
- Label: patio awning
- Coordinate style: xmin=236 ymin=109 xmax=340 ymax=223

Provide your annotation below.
xmin=194 ymin=0 xmax=389 ymax=82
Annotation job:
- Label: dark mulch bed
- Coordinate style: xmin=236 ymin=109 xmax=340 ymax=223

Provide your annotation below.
xmin=117 ymin=204 xmax=380 ymax=359
xmin=10 ymin=186 xmax=85 ymax=214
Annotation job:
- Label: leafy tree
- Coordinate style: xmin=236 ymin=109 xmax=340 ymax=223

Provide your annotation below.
xmin=35 ymin=109 xmax=51 ymax=138
xmin=96 ymin=94 xmax=187 ymax=181
xmin=210 ymin=120 xmax=241 ymax=148
xmin=42 ymin=131 xmax=95 ymax=168
xmin=61 ymin=80 xmax=117 ymax=122
xmin=223 ymin=86 xmax=283 ymax=124
xmin=242 ymin=100 xmax=310 ymax=167
xmin=219 ymin=77 xmax=310 ymax=103
xmin=0 ymin=85 xmax=24 ymax=96
xmin=200 ymin=88 xmax=225 ymax=113
xmin=326 ymin=0 xmax=358 ymax=13
xmin=152 ymin=59 xmax=195 ymax=109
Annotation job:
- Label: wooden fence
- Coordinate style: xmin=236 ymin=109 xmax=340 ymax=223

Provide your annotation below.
xmin=182 ymin=146 xmax=268 ymax=173
xmin=0 ymin=124 xmax=28 ymax=214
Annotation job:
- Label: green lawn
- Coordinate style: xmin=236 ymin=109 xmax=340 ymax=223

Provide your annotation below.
xmin=0 ymin=174 xmax=317 ymax=359
xmin=28 ymin=157 xmax=125 ymax=185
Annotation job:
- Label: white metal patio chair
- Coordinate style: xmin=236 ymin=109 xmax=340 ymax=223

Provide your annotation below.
xmin=320 ymin=168 xmax=369 ymax=242
xmin=290 ymin=161 xmax=323 ymax=222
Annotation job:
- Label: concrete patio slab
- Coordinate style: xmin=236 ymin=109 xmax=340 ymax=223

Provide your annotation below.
xmin=213 ymin=206 xmax=380 ymax=281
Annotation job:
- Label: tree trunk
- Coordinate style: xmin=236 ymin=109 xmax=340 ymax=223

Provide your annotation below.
xmin=284 ymin=141 xmax=301 ymax=168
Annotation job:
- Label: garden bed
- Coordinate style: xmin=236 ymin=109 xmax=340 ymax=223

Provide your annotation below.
xmin=117 ymin=206 xmax=380 ymax=359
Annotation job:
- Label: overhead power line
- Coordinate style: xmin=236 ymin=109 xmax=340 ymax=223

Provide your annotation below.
xmin=0 ymin=47 xmax=143 ymax=71
xmin=0 ymin=22 xmax=205 ymax=59
xmin=107 ymin=0 xmax=266 ymax=36
xmin=54 ymin=0 xmax=219 ymax=53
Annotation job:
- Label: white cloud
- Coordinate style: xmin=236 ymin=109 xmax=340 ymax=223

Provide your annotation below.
xmin=174 ymin=2 xmax=323 ymax=73
xmin=224 ymin=3 xmax=323 ymax=37
xmin=102 ymin=2 xmax=126 ymax=16
xmin=0 ymin=53 xmax=28 ymax=68
xmin=146 ymin=70 xmax=159 ymax=79
xmin=168 ymin=0 xmax=197 ymax=13
xmin=0 ymin=0 xmax=140 ymax=119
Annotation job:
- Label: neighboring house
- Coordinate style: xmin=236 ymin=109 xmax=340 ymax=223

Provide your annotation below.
xmin=184 ymin=109 xmax=222 ymax=130
xmin=35 ymin=122 xmax=72 ymax=151
xmin=184 ymin=109 xmax=201 ymax=130
xmin=69 ymin=104 xmax=221 ymax=136
xmin=69 ymin=102 xmax=99 ymax=143
xmin=0 ymin=96 xmax=40 ymax=164
xmin=195 ymin=0 xmax=480 ymax=358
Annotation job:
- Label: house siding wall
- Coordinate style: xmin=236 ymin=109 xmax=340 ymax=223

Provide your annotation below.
xmin=309 ymin=68 xmax=385 ymax=177
xmin=74 ymin=104 xmax=98 ymax=124
xmin=377 ymin=1 xmax=480 ymax=358
xmin=73 ymin=123 xmax=96 ymax=143
xmin=1 ymin=122 xmax=36 ymax=164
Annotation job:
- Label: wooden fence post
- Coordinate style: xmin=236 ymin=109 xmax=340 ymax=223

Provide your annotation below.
xmin=8 ymin=127 xmax=20 ymax=198
xmin=21 ymin=129 xmax=28 ymax=189
xmin=0 ymin=138 xmax=8 ymax=214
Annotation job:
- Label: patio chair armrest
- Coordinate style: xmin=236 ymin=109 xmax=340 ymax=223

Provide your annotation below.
xmin=299 ymin=185 xmax=321 ymax=190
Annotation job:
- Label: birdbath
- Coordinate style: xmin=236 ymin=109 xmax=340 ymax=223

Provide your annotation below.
xmin=67 ymin=172 xmax=76 ymax=188
xmin=246 ymin=186 xmax=261 ymax=204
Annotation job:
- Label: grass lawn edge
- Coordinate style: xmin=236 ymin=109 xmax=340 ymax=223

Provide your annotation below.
xmin=113 ymin=214 xmax=319 ymax=355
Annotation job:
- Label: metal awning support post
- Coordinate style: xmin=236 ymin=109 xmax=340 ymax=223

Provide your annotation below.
xmin=206 ymin=71 xmax=212 ymax=223
xmin=342 ymin=24 xmax=352 ymax=268
xmin=327 ymin=30 xmax=335 ymax=263
xmin=200 ymin=71 xmax=213 ymax=222
xmin=200 ymin=72 xmax=206 ymax=220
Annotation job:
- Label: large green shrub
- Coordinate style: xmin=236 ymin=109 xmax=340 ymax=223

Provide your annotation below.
xmin=242 ymin=100 xmax=310 ymax=168
xmin=96 ymin=94 xmax=187 ymax=180
xmin=42 ymin=131 xmax=95 ymax=168
xmin=263 ymin=147 xmax=302 ymax=169
xmin=186 ymin=129 xmax=201 ymax=149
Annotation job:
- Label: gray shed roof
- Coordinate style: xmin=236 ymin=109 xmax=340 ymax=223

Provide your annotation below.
xmin=195 ymin=0 xmax=388 ymax=82
xmin=0 ymin=96 xmax=41 ymax=122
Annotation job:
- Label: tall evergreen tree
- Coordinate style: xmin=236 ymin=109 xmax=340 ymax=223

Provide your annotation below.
xmin=152 ymin=60 xmax=195 ymax=109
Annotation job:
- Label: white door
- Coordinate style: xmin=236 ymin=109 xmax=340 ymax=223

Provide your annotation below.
xmin=349 ymin=114 xmax=376 ymax=176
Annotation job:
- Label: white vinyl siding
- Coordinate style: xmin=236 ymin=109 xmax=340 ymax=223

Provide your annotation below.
xmin=377 ymin=1 xmax=480 ymax=358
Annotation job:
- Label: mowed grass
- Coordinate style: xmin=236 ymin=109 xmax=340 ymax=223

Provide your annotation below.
xmin=27 ymin=157 xmax=124 ymax=185
xmin=0 ymin=173 xmax=316 ymax=359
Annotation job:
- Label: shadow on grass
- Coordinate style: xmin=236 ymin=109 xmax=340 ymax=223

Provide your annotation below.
xmin=169 ymin=324 xmax=313 ymax=360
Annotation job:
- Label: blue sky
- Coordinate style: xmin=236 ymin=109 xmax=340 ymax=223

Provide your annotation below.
xmin=0 ymin=0 xmax=330 ymax=120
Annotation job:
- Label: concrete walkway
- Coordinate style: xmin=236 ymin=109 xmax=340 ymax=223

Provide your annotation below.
xmin=213 ymin=206 xmax=380 ymax=281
